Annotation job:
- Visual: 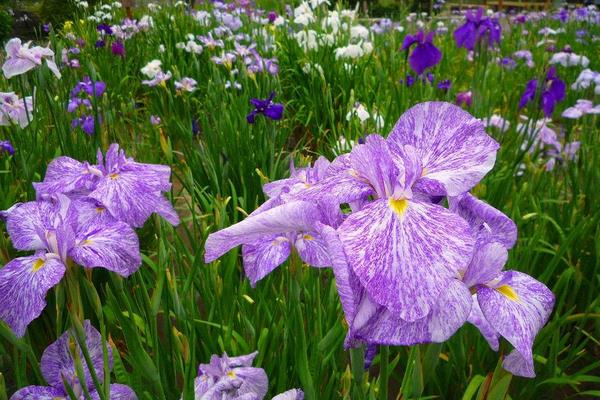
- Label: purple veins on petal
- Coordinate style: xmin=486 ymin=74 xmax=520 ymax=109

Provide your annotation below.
xmin=0 ymin=254 xmax=66 ymax=337
xmin=272 ymin=389 xmax=305 ymax=400
xmin=388 ymin=101 xmax=499 ymax=197
xmin=242 ymin=235 xmax=291 ymax=287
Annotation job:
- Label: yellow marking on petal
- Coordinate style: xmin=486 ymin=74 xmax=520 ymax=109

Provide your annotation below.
xmin=389 ymin=198 xmax=409 ymax=217
xmin=82 ymin=239 xmax=93 ymax=246
xmin=109 ymin=173 xmax=119 ymax=180
xmin=497 ymin=285 xmax=520 ymax=302
xmin=227 ymin=371 xmax=236 ymax=378
xmin=303 ymin=234 xmax=313 ymax=241
xmin=421 ymin=167 xmax=428 ymax=177
xmin=96 ymin=207 xmax=105 ymax=213
xmin=32 ymin=258 xmax=45 ymax=272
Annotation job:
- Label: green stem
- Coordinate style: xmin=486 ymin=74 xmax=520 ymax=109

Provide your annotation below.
xmin=350 ymin=346 xmax=365 ymax=399
xmin=379 ymin=346 xmax=389 ymax=400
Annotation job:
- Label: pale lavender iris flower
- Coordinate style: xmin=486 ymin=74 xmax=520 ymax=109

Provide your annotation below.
xmin=2 ymin=38 xmax=61 ymax=79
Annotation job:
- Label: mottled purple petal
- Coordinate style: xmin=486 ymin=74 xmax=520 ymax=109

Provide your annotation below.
xmin=0 ymin=255 xmax=65 ymax=337
xmin=9 ymin=386 xmax=64 ymax=400
xmin=33 ymin=156 xmax=98 ymax=198
xmin=454 ymin=21 xmax=477 ymax=50
xmin=463 ymin=241 xmax=508 ymax=287
xmin=449 ymin=193 xmax=517 ymax=249
xmin=234 ymin=367 xmax=269 ymax=399
xmin=69 ymin=219 xmax=141 ymax=277
xmin=388 ymin=102 xmax=499 ymax=196
xmin=349 ymin=135 xmax=400 ymax=198
xmin=41 ymin=320 xmax=113 ymax=391
xmin=90 ymin=384 xmax=137 ymax=400
xmin=338 ymin=198 xmax=474 ymax=321
xmin=242 ymin=236 xmax=291 ymax=286
xmin=351 ymin=279 xmax=471 ymax=345
xmin=5 ymin=201 xmax=55 ymax=251
xmin=204 ymin=201 xmax=323 ymax=263
xmin=2 ymin=58 xmax=35 ymax=79
xmin=467 ymin=295 xmax=499 ymax=351
xmin=272 ymin=389 xmax=304 ymax=400
xmin=294 ymin=232 xmax=330 ymax=267
xmin=477 ymin=271 xmax=554 ymax=378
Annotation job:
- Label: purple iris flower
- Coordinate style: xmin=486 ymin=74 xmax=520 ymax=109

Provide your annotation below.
xmin=401 ymin=31 xmax=442 ymax=76
xmin=111 ymin=40 xmax=126 ymax=57
xmin=33 ymin=144 xmax=180 ymax=228
xmin=42 ymin=23 xmax=52 ymax=33
xmin=0 ymin=92 xmax=34 ymax=128
xmin=193 ymin=352 xmax=303 ymax=400
xmin=437 ymin=79 xmax=452 ymax=92
xmin=453 ymin=8 xmax=502 ymax=51
xmin=0 ymin=139 xmax=14 ymax=155
xmin=0 ymin=196 xmax=141 ymax=337
xmin=268 ymin=11 xmax=277 ymax=23
xmin=9 ymin=321 xmax=137 ymax=399
xmin=71 ymin=76 xmax=106 ymax=98
xmin=246 ymin=92 xmax=284 ymax=124
xmin=205 ymin=158 xmax=338 ymax=286
xmin=95 ymin=39 xmax=106 ymax=48
xmin=519 ymin=66 xmax=566 ymax=117
xmin=2 ymin=37 xmax=61 ymax=79
xmin=97 ymin=23 xmax=114 ymax=35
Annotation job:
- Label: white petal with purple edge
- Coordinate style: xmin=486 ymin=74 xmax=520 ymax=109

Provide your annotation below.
xmin=338 ymin=198 xmax=474 ymax=321
xmin=0 ymin=255 xmax=65 ymax=337
xmin=478 ymin=271 xmax=554 ymax=377
xmin=388 ymin=102 xmax=499 ymax=196
xmin=272 ymin=389 xmax=305 ymax=400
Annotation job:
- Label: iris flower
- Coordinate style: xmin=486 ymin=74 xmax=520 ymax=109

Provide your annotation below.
xmin=519 ymin=66 xmax=566 ymax=117
xmin=0 ymin=196 xmax=141 ymax=337
xmin=0 ymin=139 xmax=14 ymax=155
xmin=246 ymin=92 xmax=284 ymax=124
xmin=34 ymin=144 xmax=179 ymax=228
xmin=453 ymin=8 xmax=502 ymax=51
xmin=2 ymin=38 xmax=61 ymax=79
xmin=10 ymin=321 xmax=137 ymax=399
xmin=401 ymin=31 xmax=442 ymax=76
xmin=0 ymin=92 xmax=34 ymax=128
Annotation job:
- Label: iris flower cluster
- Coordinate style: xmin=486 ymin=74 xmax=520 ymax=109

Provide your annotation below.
xmin=0 ymin=144 xmax=179 ymax=337
xmin=68 ymin=76 xmax=106 ymax=135
xmin=205 ymin=102 xmax=554 ymax=378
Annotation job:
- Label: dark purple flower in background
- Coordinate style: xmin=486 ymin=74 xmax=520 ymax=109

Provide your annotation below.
xmin=454 ymin=8 xmax=502 ymax=51
xmin=0 ymin=140 xmax=14 ymax=155
xmin=553 ymin=8 xmax=569 ymax=23
xmin=268 ymin=11 xmax=278 ymax=23
xmin=437 ymin=79 xmax=452 ymax=92
xmin=246 ymin=92 xmax=284 ymax=124
xmin=95 ymin=39 xmax=106 ymax=48
xmin=400 ymin=74 xmax=416 ymax=87
xmin=401 ymin=31 xmax=442 ymax=76
xmin=9 ymin=321 xmax=137 ymax=399
xmin=97 ymin=23 xmax=114 ymax=35
xmin=111 ymin=40 xmax=125 ymax=57
xmin=71 ymin=76 xmax=106 ymax=98
xmin=42 ymin=23 xmax=52 ymax=33
xmin=456 ymin=91 xmax=473 ymax=107
xmin=519 ymin=66 xmax=566 ymax=117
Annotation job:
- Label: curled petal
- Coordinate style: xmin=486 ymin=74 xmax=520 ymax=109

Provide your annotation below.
xmin=467 ymin=295 xmax=499 ymax=351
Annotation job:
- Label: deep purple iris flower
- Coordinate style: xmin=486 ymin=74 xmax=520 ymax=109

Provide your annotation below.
xmin=454 ymin=8 xmax=502 ymax=51
xmin=95 ymin=39 xmax=106 ymax=48
xmin=0 ymin=139 xmax=14 ymax=155
xmin=401 ymin=31 xmax=442 ymax=76
xmin=10 ymin=321 xmax=137 ymax=399
xmin=111 ymin=40 xmax=125 ymax=57
xmin=71 ymin=76 xmax=106 ymax=98
xmin=97 ymin=23 xmax=114 ymax=35
xmin=437 ymin=79 xmax=452 ymax=92
xmin=246 ymin=92 xmax=284 ymax=124
xmin=519 ymin=66 xmax=566 ymax=117
xmin=68 ymin=77 xmax=105 ymax=135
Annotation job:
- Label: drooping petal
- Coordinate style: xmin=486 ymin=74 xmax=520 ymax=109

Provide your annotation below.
xmin=204 ymin=201 xmax=323 ymax=263
xmin=477 ymin=271 xmax=554 ymax=378
xmin=400 ymin=34 xmax=417 ymax=51
xmin=338 ymin=198 xmax=474 ymax=321
xmin=467 ymin=295 xmax=499 ymax=351
xmin=502 ymin=349 xmax=535 ymax=378
xmin=0 ymin=255 xmax=65 ymax=337
xmin=41 ymin=320 xmax=113 ymax=391
xmin=409 ymin=42 xmax=442 ymax=75
xmin=264 ymin=103 xmax=284 ymax=120
xmin=2 ymin=58 xmax=35 ymax=79
xmin=294 ymin=232 xmax=330 ymax=267
xmin=388 ymin=102 xmax=499 ymax=197
xmin=9 ymin=385 xmax=64 ymax=400
xmin=350 ymin=279 xmax=471 ymax=345
xmin=33 ymin=156 xmax=98 ymax=197
xmin=241 ymin=236 xmax=291 ymax=287
xmin=272 ymin=389 xmax=304 ymax=400
xmin=5 ymin=201 xmax=55 ymax=251
xmin=449 ymin=193 xmax=517 ymax=248
xmin=45 ymin=59 xmax=62 ymax=79
xmin=90 ymin=384 xmax=137 ymax=400
xmin=453 ymin=21 xmax=477 ymax=50
xmin=233 ymin=367 xmax=269 ymax=399
xmin=69 ymin=219 xmax=141 ymax=277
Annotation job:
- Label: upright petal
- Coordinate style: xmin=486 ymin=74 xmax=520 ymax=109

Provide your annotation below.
xmin=463 ymin=241 xmax=508 ymax=287
xmin=449 ymin=193 xmax=517 ymax=249
xmin=241 ymin=236 xmax=291 ymax=287
xmin=350 ymin=279 xmax=471 ymax=345
xmin=204 ymin=201 xmax=323 ymax=263
xmin=349 ymin=135 xmax=400 ymax=198
xmin=0 ymin=255 xmax=65 ymax=337
xmin=477 ymin=271 xmax=554 ymax=378
xmin=69 ymin=219 xmax=141 ymax=277
xmin=5 ymin=201 xmax=55 ymax=251
xmin=41 ymin=320 xmax=113 ymax=391
xmin=388 ymin=102 xmax=499 ymax=196
xmin=338 ymin=198 xmax=474 ymax=321
xmin=9 ymin=386 xmax=64 ymax=400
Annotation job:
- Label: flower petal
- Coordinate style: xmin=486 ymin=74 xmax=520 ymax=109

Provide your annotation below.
xmin=2 ymin=58 xmax=34 ymax=79
xmin=5 ymin=201 xmax=55 ymax=251
xmin=9 ymin=386 xmax=64 ymax=400
xmin=463 ymin=240 xmax=508 ymax=287
xmin=467 ymin=295 xmax=499 ymax=351
xmin=477 ymin=271 xmax=554 ymax=378
xmin=241 ymin=236 xmax=291 ymax=287
xmin=33 ymin=156 xmax=97 ymax=198
xmin=449 ymin=193 xmax=517 ymax=249
xmin=0 ymin=255 xmax=65 ymax=337
xmin=294 ymin=232 xmax=330 ymax=267
xmin=388 ymin=102 xmax=499 ymax=196
xmin=204 ymin=201 xmax=323 ymax=263
xmin=272 ymin=389 xmax=304 ymax=400
xmin=69 ymin=219 xmax=141 ymax=277
xmin=338 ymin=198 xmax=474 ymax=321
xmin=409 ymin=42 xmax=442 ymax=75
xmin=91 ymin=384 xmax=137 ymax=400
xmin=41 ymin=320 xmax=113 ymax=391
